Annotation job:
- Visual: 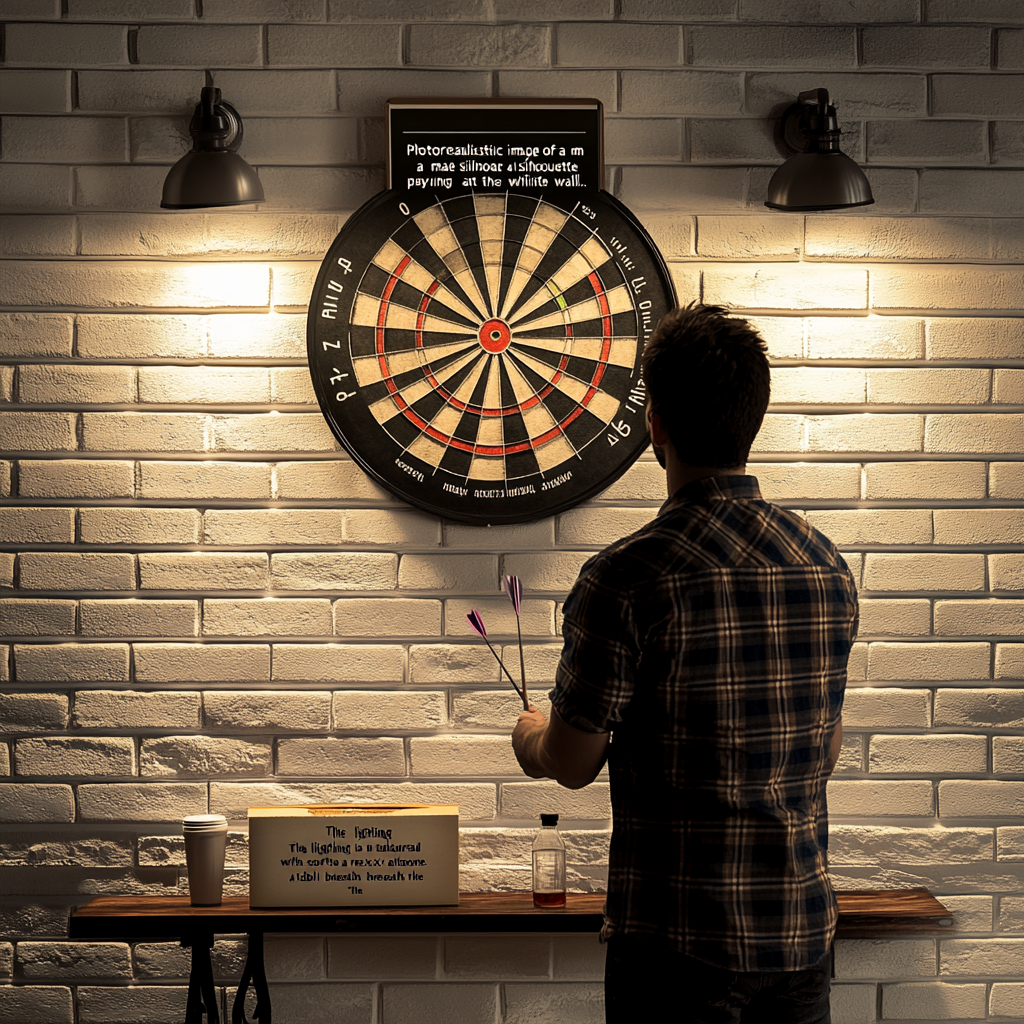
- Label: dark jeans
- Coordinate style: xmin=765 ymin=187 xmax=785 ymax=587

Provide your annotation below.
xmin=605 ymin=935 xmax=832 ymax=1024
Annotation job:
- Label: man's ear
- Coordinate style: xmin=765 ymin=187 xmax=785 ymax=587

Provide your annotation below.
xmin=649 ymin=409 xmax=671 ymax=447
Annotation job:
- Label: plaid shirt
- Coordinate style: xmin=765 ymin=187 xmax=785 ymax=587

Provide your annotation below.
xmin=550 ymin=475 xmax=859 ymax=973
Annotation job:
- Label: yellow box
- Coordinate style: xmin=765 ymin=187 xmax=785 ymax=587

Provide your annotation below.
xmin=248 ymin=804 xmax=459 ymax=908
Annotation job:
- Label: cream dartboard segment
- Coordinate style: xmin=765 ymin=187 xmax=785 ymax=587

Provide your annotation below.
xmin=308 ymin=188 xmax=674 ymax=524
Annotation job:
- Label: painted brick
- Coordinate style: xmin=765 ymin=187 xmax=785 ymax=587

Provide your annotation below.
xmin=0 ymin=833 xmax=132 ymax=867
xmin=0 ymin=163 xmax=72 ymax=211
xmin=0 ymin=69 xmax=70 ymax=112
xmin=0 ymin=599 xmax=76 ymax=637
xmin=804 ymin=509 xmax=931 ymax=545
xmin=135 ymin=24 xmax=260 ymax=66
xmin=935 ymin=689 xmax=1024 ymax=729
xmin=694 ymin=214 xmax=800 ymax=259
xmin=935 ymin=599 xmax=1024 ymax=636
xmin=827 ymin=780 xmax=935 ymax=816
xmin=857 ymin=598 xmax=931 ymax=637
xmin=864 ymin=462 xmax=986 ymax=500
xmin=407 ymin=23 xmax=549 ymax=67
xmin=0 ymin=783 xmax=74 ymax=823
xmin=78 ymin=69 xmax=203 ymax=112
xmin=867 ymin=642 xmax=990 ymax=681
xmin=883 ymin=982 xmax=986 ymax=1018
xmin=270 ymin=368 xmax=316 ymax=404
xmin=1 ymin=553 xmax=13 ymax=588
xmin=442 ymin=521 xmax=555 ymax=553
xmin=933 ymin=73 xmax=1024 ymax=118
xmin=202 ymin=598 xmax=332 ymax=637
xmin=276 ymin=737 xmax=405 ymax=776
xmin=333 ymin=598 xmax=441 ymax=637
xmin=79 ymin=508 xmax=201 ymax=545
xmin=78 ymin=782 xmax=207 ymax=821
xmin=80 ymin=599 xmax=199 ymax=638
xmin=556 ymin=508 xmax=656 ymax=547
xmin=990 ymin=983 xmax=1024 ymax=1017
xmin=927 ymin=317 xmax=1024 ymax=360
xmin=134 ymin=643 xmax=269 ymax=684
xmin=76 ymin=314 xmax=203 ymax=360
xmin=20 ymin=553 xmax=136 ymax=592
xmin=271 ymin=553 xmax=398 ymax=591
xmin=268 ymin=23 xmax=400 ymax=66
xmin=256 ymin=166 xmax=384 ymax=212
xmin=994 ymin=736 xmax=1024 ymax=773
xmin=834 ymin=939 xmax=936 ymax=981
xmin=808 ymin=215 xmax=981 ymax=261
xmin=334 ymin=68 xmax=488 ymax=117
xmin=0 ymin=214 xmax=75 ymax=257
xmin=619 ymin=70 xmax=741 ymax=116
xmin=138 ymin=367 xmax=268 ymax=405
xmin=140 ymin=736 xmax=271 ymax=778
xmin=928 ymin=0 xmax=1024 ymax=21
xmin=746 ymin=72 xmax=926 ymax=121
xmin=605 ymin=116 xmax=682 ymax=162
xmin=210 ymin=413 xmax=336 ymax=453
xmin=0 ymin=693 xmax=68 ymax=731
xmin=689 ymin=25 xmax=853 ymax=67
xmin=993 ymin=369 xmax=1024 ymax=404
xmin=203 ymin=691 xmax=331 ymax=732
xmin=445 ymin=598 xmax=554 ymax=638
xmin=239 ymin=117 xmax=360 ymax=168
xmin=326 ymin=934 xmax=437 ymax=979
xmin=619 ymin=165 xmax=747 ymax=211
xmin=345 ymin=510 xmax=441 ymax=547
xmin=80 ymin=413 xmax=205 ymax=453
xmin=556 ymin=23 xmax=679 ymax=67
xmin=990 ymin=554 xmax=1024 ymax=592
xmin=74 ymin=690 xmax=200 ymax=730
xmin=205 ymin=509 xmax=345 ymax=546
xmin=862 ymin=26 xmax=989 ymax=68
xmin=869 ymin=734 xmax=987 ymax=774
xmin=210 ymin=69 xmax=336 ymax=116
xmin=0 ymin=986 xmax=74 ymax=1024
xmin=939 ymin=937 xmax=1024 ymax=975
xmin=771 ymin=368 xmax=865 ymax=404
xmin=0 ymin=314 xmax=72 ymax=357
xmin=16 ymin=736 xmax=135 ymax=776
xmin=0 ymin=413 xmax=76 ymax=453
xmin=940 ymin=781 xmax=1024 ymax=817
xmin=936 ymin=509 xmax=1024 ymax=545
xmin=843 ymin=688 xmax=931 ymax=729
xmin=15 ymin=643 xmax=128 ymax=682
xmin=996 ymin=643 xmax=1024 ymax=680
xmin=5 ymin=23 xmax=128 ymax=65
xmin=19 ymin=460 xmax=134 ymax=499
xmin=139 ymin=553 xmax=268 ymax=591
xmin=398 ymin=554 xmax=498 ymax=591
xmin=445 ymin=935 xmax=549 ymax=979
xmin=139 ymin=461 xmax=271 ymax=501
xmin=593 ymin=459 xmax=669 ymax=502
xmin=275 ymin=461 xmax=390 ymax=501
xmin=272 ymin=643 xmax=404 ymax=683
xmin=998 ymin=827 xmax=1024 ymax=860
xmin=863 ymin=553 xmax=985 ymax=592
xmin=2 ymin=115 xmax=126 ymax=166
xmin=805 ymin=316 xmax=924 ymax=361
xmin=410 ymin=735 xmax=521 ymax=776
xmin=263 ymin=935 xmax=324 ymax=981
xmin=17 ymin=940 xmax=131 ymax=979
xmin=926 ymin=414 xmax=1024 ymax=455
xmin=0 ymin=262 xmax=270 ymax=310
xmin=333 ymin=691 xmax=447 ymax=731
xmin=741 ymin=0 xmax=917 ymax=19
xmin=874 ymin=265 xmax=1024 ymax=310
xmin=920 ymin=169 xmax=1024 ymax=217
xmin=991 ymin=218 xmax=1024 ymax=257
xmin=871 ymin=367 xmax=990 ymax=405
xmin=501 ymin=553 xmax=592 ymax=592
xmin=0 ymin=508 xmax=74 ymax=544
xmin=205 ymin=214 xmax=341 ymax=261
xmin=381 ymin=982 xmax=499 ymax=1024
xmin=77 ymin=985 xmax=191 ymax=1023
xmin=705 ymin=265 xmax=867 ymax=311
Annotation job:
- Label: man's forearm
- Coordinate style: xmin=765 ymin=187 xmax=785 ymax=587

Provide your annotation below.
xmin=512 ymin=708 xmax=609 ymax=789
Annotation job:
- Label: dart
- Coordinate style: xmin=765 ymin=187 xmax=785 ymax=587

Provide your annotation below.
xmin=466 ymin=609 xmax=526 ymax=707
xmin=502 ymin=574 xmax=529 ymax=711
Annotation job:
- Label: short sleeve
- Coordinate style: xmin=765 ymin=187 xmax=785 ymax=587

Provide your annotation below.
xmin=550 ymin=553 xmax=639 ymax=735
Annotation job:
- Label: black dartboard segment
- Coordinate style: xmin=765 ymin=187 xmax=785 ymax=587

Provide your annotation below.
xmin=307 ymin=189 xmax=676 ymax=524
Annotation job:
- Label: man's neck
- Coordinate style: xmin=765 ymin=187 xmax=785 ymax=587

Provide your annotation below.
xmin=665 ymin=454 xmax=745 ymax=498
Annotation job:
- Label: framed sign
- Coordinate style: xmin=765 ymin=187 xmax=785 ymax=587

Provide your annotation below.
xmin=307 ymin=99 xmax=676 ymax=525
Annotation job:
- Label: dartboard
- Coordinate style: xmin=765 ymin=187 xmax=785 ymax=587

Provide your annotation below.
xmin=307 ymin=189 xmax=675 ymax=524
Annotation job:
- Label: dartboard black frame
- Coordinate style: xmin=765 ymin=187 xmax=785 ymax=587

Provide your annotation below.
xmin=307 ymin=187 xmax=676 ymax=525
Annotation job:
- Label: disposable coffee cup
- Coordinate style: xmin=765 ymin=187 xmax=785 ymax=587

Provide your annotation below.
xmin=183 ymin=814 xmax=228 ymax=906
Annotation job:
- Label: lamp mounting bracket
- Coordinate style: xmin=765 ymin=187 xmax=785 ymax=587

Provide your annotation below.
xmin=778 ymin=87 xmax=840 ymax=155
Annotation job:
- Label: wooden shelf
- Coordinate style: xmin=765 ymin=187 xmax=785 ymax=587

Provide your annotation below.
xmin=71 ymin=888 xmax=952 ymax=940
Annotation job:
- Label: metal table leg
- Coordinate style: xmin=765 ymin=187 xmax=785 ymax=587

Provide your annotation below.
xmin=232 ymin=931 xmax=271 ymax=1024
xmin=182 ymin=931 xmax=219 ymax=1024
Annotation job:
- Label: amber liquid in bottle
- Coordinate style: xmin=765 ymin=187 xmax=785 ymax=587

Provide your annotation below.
xmin=533 ymin=889 xmax=567 ymax=908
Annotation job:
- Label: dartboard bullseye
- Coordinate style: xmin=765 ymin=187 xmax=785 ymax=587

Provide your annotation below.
xmin=307 ymin=189 xmax=676 ymax=524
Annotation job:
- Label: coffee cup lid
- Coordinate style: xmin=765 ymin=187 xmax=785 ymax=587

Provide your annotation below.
xmin=183 ymin=814 xmax=227 ymax=828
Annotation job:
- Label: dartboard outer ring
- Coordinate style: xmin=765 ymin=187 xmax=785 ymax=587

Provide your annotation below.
xmin=307 ymin=189 xmax=676 ymax=525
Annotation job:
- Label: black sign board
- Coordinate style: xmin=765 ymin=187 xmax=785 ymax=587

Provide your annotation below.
xmin=387 ymin=98 xmax=604 ymax=198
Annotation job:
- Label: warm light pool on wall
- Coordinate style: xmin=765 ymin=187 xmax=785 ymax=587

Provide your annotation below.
xmin=765 ymin=88 xmax=873 ymax=212
xmin=161 ymin=87 xmax=264 ymax=209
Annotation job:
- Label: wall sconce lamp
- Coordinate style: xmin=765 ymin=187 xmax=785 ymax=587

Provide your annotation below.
xmin=764 ymin=88 xmax=873 ymax=212
xmin=161 ymin=86 xmax=264 ymax=209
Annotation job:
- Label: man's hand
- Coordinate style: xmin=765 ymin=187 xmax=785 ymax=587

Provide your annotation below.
xmin=512 ymin=707 xmax=549 ymax=778
xmin=511 ymin=706 xmax=610 ymax=789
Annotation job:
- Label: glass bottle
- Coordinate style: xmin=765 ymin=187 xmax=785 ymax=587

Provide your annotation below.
xmin=532 ymin=813 xmax=566 ymax=907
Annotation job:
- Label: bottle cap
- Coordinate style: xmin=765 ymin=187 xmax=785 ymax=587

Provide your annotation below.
xmin=540 ymin=813 xmax=558 ymax=826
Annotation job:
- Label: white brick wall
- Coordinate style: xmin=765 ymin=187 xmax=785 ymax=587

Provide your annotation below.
xmin=1 ymin=2 xmax=1022 ymax=1021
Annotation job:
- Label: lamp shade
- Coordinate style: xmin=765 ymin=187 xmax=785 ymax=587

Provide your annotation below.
xmin=161 ymin=86 xmax=264 ymax=210
xmin=764 ymin=151 xmax=873 ymax=212
xmin=764 ymin=88 xmax=873 ymax=213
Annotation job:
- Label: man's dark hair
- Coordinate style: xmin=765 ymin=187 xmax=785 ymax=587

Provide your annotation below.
xmin=641 ymin=302 xmax=770 ymax=468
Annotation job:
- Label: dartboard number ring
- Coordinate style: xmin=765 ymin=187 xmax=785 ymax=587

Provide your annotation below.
xmin=307 ymin=189 xmax=676 ymax=524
